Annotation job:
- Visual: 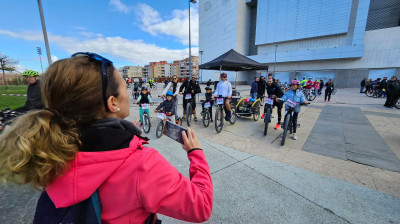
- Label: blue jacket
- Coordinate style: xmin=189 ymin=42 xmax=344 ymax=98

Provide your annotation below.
xmin=280 ymin=89 xmax=306 ymax=113
xmin=250 ymin=81 xmax=258 ymax=94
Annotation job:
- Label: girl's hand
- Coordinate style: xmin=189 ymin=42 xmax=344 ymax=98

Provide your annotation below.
xmin=182 ymin=128 xmax=201 ymax=152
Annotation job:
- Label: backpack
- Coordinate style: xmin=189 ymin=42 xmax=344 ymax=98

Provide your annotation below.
xmin=33 ymin=190 xmax=101 ymax=224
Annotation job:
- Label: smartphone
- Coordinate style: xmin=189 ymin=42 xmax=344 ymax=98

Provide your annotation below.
xmin=163 ymin=121 xmax=188 ymax=145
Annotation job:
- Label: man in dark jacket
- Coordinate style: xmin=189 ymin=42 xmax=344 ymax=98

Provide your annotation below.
xmin=360 ymin=78 xmax=366 ymax=93
xmin=250 ymin=77 xmax=258 ymax=99
xmin=179 ymin=75 xmax=201 ymax=121
xmin=266 ymin=78 xmax=284 ymax=129
xmin=384 ymin=76 xmax=399 ymax=108
xmin=15 ymin=70 xmax=44 ymax=113
xmin=324 ymin=79 xmax=334 ymax=102
xmin=257 ymin=76 xmax=266 ymax=99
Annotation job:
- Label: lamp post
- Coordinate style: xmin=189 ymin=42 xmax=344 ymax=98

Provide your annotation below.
xmin=189 ymin=0 xmax=196 ymax=79
xmin=274 ymin=44 xmax=278 ymax=75
xmin=37 ymin=47 xmax=44 ymax=73
xmin=37 ymin=0 xmax=52 ymax=66
xmin=199 ymin=50 xmax=203 ymax=83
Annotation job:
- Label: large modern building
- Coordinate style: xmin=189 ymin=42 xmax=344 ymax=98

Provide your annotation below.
xmin=199 ymin=0 xmax=400 ymax=87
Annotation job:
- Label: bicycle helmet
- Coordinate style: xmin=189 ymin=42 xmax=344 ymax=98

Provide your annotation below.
xmin=220 ymin=72 xmax=227 ymax=78
xmin=315 ymin=79 xmax=319 ymax=82
xmin=244 ymin=98 xmax=250 ymax=103
xmin=205 ymin=86 xmax=212 ymax=91
xmin=249 ymin=98 xmax=256 ymax=102
xmin=141 ymin=86 xmax=148 ymax=91
xmin=290 ymin=80 xmax=300 ymax=86
xmin=308 ymin=77 xmax=312 ymax=79
xmin=166 ymin=91 xmax=173 ymax=96
xmin=23 ymin=70 xmax=40 ymax=77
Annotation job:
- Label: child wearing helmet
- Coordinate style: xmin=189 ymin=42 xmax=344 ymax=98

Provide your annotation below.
xmin=135 ymin=87 xmax=152 ymax=127
xmin=155 ymin=91 xmax=176 ymax=123
xmin=201 ymin=87 xmax=214 ymax=122
xmin=276 ymin=80 xmax=308 ymax=140
xmin=15 ymin=70 xmax=44 ymax=112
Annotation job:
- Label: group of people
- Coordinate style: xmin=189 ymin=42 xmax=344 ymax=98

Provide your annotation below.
xmin=0 ymin=53 xmax=213 ymax=223
xmin=360 ymin=76 xmax=400 ymax=108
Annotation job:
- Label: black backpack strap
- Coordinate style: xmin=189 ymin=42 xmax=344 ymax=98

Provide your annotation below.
xmin=145 ymin=213 xmax=162 ymax=224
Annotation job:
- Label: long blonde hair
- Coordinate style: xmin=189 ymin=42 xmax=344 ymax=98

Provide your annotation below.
xmin=0 ymin=56 xmax=119 ymax=188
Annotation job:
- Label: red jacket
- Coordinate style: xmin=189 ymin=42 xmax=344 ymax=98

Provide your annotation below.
xmin=305 ymin=81 xmax=314 ymax=89
xmin=45 ymin=136 xmax=213 ymax=223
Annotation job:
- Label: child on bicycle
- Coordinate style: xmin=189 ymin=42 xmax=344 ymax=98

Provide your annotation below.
xmin=201 ymin=86 xmax=214 ymax=122
xmin=276 ymin=80 xmax=308 ymax=140
xmin=135 ymin=86 xmax=152 ymax=127
xmin=154 ymin=91 xmax=176 ymax=123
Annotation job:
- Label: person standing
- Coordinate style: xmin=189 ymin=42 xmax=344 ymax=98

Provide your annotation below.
xmin=266 ymin=78 xmax=284 ymax=129
xmin=365 ymin=78 xmax=371 ymax=93
xmin=257 ymin=76 xmax=266 ymax=100
xmin=212 ymin=73 xmax=233 ymax=120
xmin=319 ymin=79 xmax=325 ymax=95
xmin=179 ymin=75 xmax=201 ymax=121
xmin=250 ymin=77 xmax=258 ymax=99
xmin=206 ymin=79 xmax=212 ymax=87
xmin=314 ymin=80 xmax=320 ymax=95
xmin=162 ymin=75 xmax=180 ymax=118
xmin=384 ymin=76 xmax=399 ymax=108
xmin=324 ymin=79 xmax=334 ymax=102
xmin=360 ymin=78 xmax=366 ymax=93
xmin=300 ymin=77 xmax=307 ymax=88
xmin=15 ymin=70 xmax=45 ymax=113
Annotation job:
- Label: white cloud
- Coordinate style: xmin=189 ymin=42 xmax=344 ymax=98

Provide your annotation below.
xmin=0 ymin=29 xmax=197 ymax=65
xmin=109 ymin=0 xmax=130 ymax=14
xmin=135 ymin=4 xmax=199 ymax=46
xmin=51 ymin=55 xmax=58 ymax=62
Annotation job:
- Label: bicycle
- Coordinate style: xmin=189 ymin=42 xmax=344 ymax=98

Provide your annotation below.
xmin=184 ymin=93 xmax=195 ymax=126
xmin=158 ymin=95 xmax=182 ymax=126
xmin=263 ymin=97 xmax=274 ymax=136
xmin=332 ymin=88 xmax=337 ymax=95
xmin=155 ymin=109 xmax=176 ymax=138
xmin=139 ymin=104 xmax=151 ymax=133
xmin=0 ymin=108 xmax=22 ymax=134
xmin=150 ymin=83 xmax=158 ymax=91
xmin=214 ymin=96 xmax=236 ymax=133
xmin=304 ymin=89 xmax=316 ymax=101
xmin=280 ymin=100 xmax=308 ymax=146
xmin=200 ymin=100 xmax=213 ymax=127
xmin=365 ymin=87 xmax=374 ymax=97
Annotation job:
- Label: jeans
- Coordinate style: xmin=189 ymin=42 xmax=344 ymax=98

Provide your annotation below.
xmin=360 ymin=86 xmax=364 ymax=93
xmin=251 ymin=92 xmax=257 ymax=99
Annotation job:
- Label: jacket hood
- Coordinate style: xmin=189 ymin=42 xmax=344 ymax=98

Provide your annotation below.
xmin=45 ymin=118 xmax=148 ymax=208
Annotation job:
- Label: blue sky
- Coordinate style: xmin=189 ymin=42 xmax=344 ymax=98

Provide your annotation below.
xmin=0 ymin=0 xmax=199 ymax=73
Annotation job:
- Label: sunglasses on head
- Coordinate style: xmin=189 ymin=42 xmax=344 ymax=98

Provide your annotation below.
xmin=71 ymin=52 xmax=113 ymax=111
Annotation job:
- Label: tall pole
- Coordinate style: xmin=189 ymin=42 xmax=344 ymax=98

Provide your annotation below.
xmin=274 ymin=44 xmax=278 ymax=75
xmin=199 ymin=51 xmax=203 ymax=83
xmin=188 ymin=0 xmax=197 ymax=79
xmin=37 ymin=0 xmax=52 ymax=66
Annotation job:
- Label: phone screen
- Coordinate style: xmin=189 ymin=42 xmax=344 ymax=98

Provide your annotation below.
xmin=163 ymin=121 xmax=187 ymax=145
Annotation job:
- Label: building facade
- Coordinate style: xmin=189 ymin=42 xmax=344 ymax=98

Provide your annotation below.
xmin=121 ymin=66 xmax=145 ymax=78
xmin=199 ymin=0 xmax=400 ymax=87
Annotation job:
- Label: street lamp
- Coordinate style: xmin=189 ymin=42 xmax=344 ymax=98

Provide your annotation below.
xmin=37 ymin=0 xmax=52 ymax=66
xmin=274 ymin=44 xmax=278 ymax=75
xmin=37 ymin=47 xmax=44 ymax=73
xmin=188 ymin=0 xmax=196 ymax=80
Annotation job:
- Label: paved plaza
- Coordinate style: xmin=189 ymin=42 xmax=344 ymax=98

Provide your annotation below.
xmin=1 ymin=84 xmax=400 ymax=223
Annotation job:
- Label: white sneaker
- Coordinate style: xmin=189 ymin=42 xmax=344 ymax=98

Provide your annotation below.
xmin=292 ymin=133 xmax=297 ymax=140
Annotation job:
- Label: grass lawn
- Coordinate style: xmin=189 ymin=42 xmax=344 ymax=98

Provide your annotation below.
xmin=0 ymin=95 xmax=26 ymax=110
xmin=0 ymin=85 xmax=28 ymax=94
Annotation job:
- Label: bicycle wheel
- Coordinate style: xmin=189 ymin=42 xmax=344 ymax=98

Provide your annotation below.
xmin=202 ymin=109 xmax=210 ymax=127
xmin=186 ymin=103 xmax=192 ymax=126
xmin=281 ymin=114 xmax=290 ymax=146
xmin=215 ymin=107 xmax=223 ymax=133
xmin=156 ymin=121 xmax=164 ymax=138
xmin=332 ymin=89 xmax=337 ymax=95
xmin=263 ymin=108 xmax=271 ymax=136
xmin=253 ymin=109 xmax=260 ymax=121
xmin=394 ymin=98 xmax=400 ymax=109
xmin=143 ymin=114 xmax=151 ymax=133
xmin=308 ymin=92 xmax=316 ymax=101
xmin=373 ymin=90 xmax=378 ymax=98
xmin=229 ymin=106 xmax=237 ymax=125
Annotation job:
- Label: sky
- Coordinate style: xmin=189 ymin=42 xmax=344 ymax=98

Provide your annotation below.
xmin=0 ymin=0 xmax=199 ymax=73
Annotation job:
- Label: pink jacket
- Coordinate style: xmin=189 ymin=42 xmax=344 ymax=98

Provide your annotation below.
xmin=46 ymin=136 xmax=213 ymax=223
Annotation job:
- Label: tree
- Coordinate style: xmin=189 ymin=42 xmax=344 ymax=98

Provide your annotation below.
xmin=0 ymin=53 xmax=18 ymax=90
